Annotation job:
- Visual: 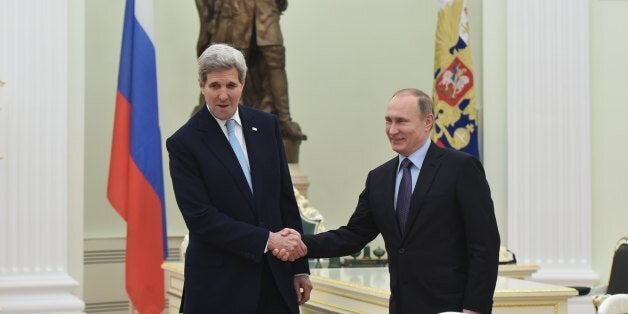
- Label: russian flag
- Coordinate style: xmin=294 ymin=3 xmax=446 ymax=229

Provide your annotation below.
xmin=107 ymin=0 xmax=167 ymax=312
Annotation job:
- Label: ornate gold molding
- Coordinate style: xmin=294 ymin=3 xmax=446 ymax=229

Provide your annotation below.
xmin=313 ymin=286 xmax=389 ymax=307
xmin=492 ymin=302 xmax=559 ymax=314
xmin=294 ymin=188 xmax=326 ymax=233
xmin=307 ymin=297 xmax=362 ymax=314
xmin=311 ymin=274 xmax=390 ymax=295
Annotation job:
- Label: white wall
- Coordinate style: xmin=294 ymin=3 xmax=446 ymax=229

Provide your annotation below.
xmin=589 ymin=0 xmax=628 ymax=283
xmin=84 ymin=0 xmax=198 ymax=238
xmin=85 ymin=0 xmax=126 ymax=238
xmin=482 ymin=0 xmax=508 ymax=244
xmin=82 ymin=0 xmax=628 ymax=288
xmin=84 ymin=0 xmax=483 ymax=249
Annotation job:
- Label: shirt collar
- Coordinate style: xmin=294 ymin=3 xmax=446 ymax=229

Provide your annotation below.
xmin=206 ymin=104 xmax=242 ymax=127
xmin=397 ymin=139 xmax=431 ymax=172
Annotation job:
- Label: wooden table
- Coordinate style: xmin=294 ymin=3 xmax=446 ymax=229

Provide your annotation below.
xmin=304 ymin=268 xmax=575 ymax=314
xmin=162 ymin=262 xmax=184 ymax=314
xmin=162 ymin=262 xmax=563 ymax=314
xmin=498 ymin=263 xmax=540 ymax=280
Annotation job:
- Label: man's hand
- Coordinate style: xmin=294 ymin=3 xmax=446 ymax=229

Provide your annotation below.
xmin=293 ymin=275 xmax=312 ymax=305
xmin=268 ymin=228 xmax=307 ymax=261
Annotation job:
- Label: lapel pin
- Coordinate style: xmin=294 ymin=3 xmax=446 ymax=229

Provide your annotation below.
xmin=252 ymin=127 xmax=258 ymax=131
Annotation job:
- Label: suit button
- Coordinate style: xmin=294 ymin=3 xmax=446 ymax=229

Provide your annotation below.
xmin=398 ymin=248 xmax=405 ymax=254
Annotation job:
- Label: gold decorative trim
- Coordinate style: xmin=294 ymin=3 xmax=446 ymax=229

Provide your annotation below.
xmin=308 ymin=297 xmax=362 ymax=314
xmin=493 ymin=302 xmax=558 ymax=314
xmin=498 ymin=264 xmax=540 ymax=276
xmin=311 ymin=274 xmax=390 ymax=295
xmin=494 ymin=287 xmax=577 ymax=294
xmin=168 ymin=276 xmax=184 ymax=295
xmin=593 ymin=295 xmax=608 ymax=311
xmin=167 ymin=291 xmax=183 ymax=298
xmin=500 ymin=263 xmax=540 ymax=268
xmin=600 ymin=236 xmax=628 ymax=289
xmin=314 ymin=286 xmax=389 ymax=307
xmin=595 ymin=235 xmax=628 ymax=310
xmin=313 ymin=274 xmax=576 ymax=295
xmin=294 ymin=188 xmax=326 ymax=233
xmin=614 ymin=236 xmax=628 ymax=251
xmin=162 ymin=261 xmax=185 ymax=273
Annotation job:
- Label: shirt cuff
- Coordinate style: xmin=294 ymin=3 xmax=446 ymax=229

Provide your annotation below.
xmin=264 ymin=232 xmax=270 ymax=253
xmin=294 ymin=273 xmax=309 ymax=277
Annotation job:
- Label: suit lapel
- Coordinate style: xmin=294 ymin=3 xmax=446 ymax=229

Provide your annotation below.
xmin=381 ymin=158 xmax=403 ymax=241
xmin=240 ymin=106 xmax=275 ymax=219
xmin=401 ymin=142 xmax=443 ymax=241
xmin=195 ymin=108 xmax=255 ymax=209
xmin=239 ymin=107 xmax=261 ymax=195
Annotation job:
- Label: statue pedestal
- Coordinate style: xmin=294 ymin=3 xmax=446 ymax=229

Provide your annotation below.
xmin=289 ymin=163 xmax=310 ymax=197
xmin=283 ymin=138 xmax=310 ymax=196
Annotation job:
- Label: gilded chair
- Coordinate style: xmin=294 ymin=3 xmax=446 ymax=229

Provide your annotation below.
xmin=293 ymin=188 xmax=325 ymax=235
xmin=593 ymin=236 xmax=628 ymax=313
xmin=597 ymin=294 xmax=628 ymax=314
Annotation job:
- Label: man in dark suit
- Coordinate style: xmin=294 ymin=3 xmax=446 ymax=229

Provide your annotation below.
xmin=279 ymin=88 xmax=500 ymax=313
xmin=167 ymin=43 xmax=311 ymax=314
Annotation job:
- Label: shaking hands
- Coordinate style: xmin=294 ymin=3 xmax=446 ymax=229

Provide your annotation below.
xmin=268 ymin=229 xmax=313 ymax=305
xmin=268 ymin=228 xmax=308 ymax=262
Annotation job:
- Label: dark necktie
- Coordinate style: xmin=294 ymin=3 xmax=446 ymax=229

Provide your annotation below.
xmin=396 ymin=158 xmax=413 ymax=234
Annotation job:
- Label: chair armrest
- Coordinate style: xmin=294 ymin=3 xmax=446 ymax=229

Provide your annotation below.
xmin=593 ymin=294 xmax=610 ymax=312
xmin=590 ymin=284 xmax=609 ymax=296
xmin=570 ymin=286 xmax=591 ymax=296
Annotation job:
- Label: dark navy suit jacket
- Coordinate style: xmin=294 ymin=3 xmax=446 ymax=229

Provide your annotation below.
xmin=167 ymin=105 xmax=308 ymax=313
xmin=303 ymin=143 xmax=500 ymax=314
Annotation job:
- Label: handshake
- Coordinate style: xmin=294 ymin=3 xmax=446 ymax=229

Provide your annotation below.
xmin=268 ymin=228 xmax=308 ymax=262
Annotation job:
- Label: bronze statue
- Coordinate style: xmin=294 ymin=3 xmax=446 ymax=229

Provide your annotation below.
xmin=194 ymin=0 xmax=306 ymax=148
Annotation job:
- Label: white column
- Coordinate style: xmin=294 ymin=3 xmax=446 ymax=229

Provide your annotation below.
xmin=507 ymin=0 xmax=598 ymax=287
xmin=0 ymin=0 xmax=84 ymax=312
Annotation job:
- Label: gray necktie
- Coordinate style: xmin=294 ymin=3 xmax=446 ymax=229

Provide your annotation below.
xmin=396 ymin=158 xmax=413 ymax=234
xmin=225 ymin=119 xmax=252 ymax=191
